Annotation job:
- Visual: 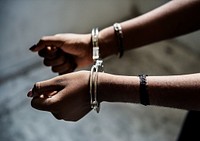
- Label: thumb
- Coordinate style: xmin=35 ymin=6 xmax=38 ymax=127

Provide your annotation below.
xmin=29 ymin=35 xmax=63 ymax=52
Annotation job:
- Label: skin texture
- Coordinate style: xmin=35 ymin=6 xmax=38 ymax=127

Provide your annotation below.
xmin=28 ymin=71 xmax=91 ymax=121
xmin=28 ymin=0 xmax=200 ymax=121
xmin=30 ymin=34 xmax=93 ymax=74
xmin=28 ymin=71 xmax=200 ymax=121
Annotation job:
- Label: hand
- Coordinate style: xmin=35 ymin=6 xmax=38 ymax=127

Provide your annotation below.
xmin=27 ymin=71 xmax=91 ymax=121
xmin=30 ymin=33 xmax=93 ymax=74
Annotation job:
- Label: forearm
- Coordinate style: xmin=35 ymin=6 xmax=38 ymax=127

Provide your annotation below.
xmin=98 ymin=73 xmax=200 ymax=111
xmin=148 ymin=73 xmax=200 ymax=111
xmin=99 ymin=0 xmax=200 ymax=57
xmin=98 ymin=73 xmax=140 ymax=103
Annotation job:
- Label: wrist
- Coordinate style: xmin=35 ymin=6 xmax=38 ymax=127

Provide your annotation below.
xmin=98 ymin=26 xmax=118 ymax=58
xmin=98 ymin=73 xmax=140 ymax=103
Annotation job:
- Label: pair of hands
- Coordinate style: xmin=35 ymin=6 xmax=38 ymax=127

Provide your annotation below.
xmin=28 ymin=33 xmax=100 ymax=121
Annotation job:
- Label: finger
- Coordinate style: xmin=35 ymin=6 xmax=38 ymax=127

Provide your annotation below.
xmin=51 ymin=54 xmax=77 ymax=74
xmin=38 ymin=46 xmax=60 ymax=59
xmin=51 ymin=63 xmax=70 ymax=73
xmin=27 ymin=89 xmax=57 ymax=98
xmin=51 ymin=62 xmax=75 ymax=74
xmin=31 ymin=96 xmax=56 ymax=111
xmin=58 ymin=61 xmax=77 ymax=75
xmin=40 ymin=91 xmax=58 ymax=98
xmin=59 ymin=59 xmax=77 ymax=74
xmin=43 ymin=54 xmax=66 ymax=67
xmin=51 ymin=112 xmax=63 ymax=120
xmin=58 ymin=64 xmax=76 ymax=75
xmin=31 ymin=89 xmax=64 ymax=112
xmin=30 ymin=36 xmax=63 ymax=52
xmin=27 ymin=89 xmax=33 ymax=97
xmin=31 ymin=78 xmax=63 ymax=97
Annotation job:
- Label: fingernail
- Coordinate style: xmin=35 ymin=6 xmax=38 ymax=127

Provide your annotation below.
xmin=29 ymin=44 xmax=37 ymax=51
xmin=27 ymin=90 xmax=33 ymax=97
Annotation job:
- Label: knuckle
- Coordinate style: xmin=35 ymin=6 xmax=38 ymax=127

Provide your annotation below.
xmin=40 ymin=36 xmax=48 ymax=42
xmin=51 ymin=66 xmax=58 ymax=73
xmin=31 ymin=98 xmax=40 ymax=109
xmin=54 ymin=76 xmax=64 ymax=86
xmin=60 ymin=55 xmax=67 ymax=63
xmin=52 ymin=113 xmax=63 ymax=120
xmin=59 ymin=56 xmax=66 ymax=64
xmin=34 ymin=82 xmax=41 ymax=90
xmin=51 ymin=65 xmax=65 ymax=73
xmin=43 ymin=59 xmax=51 ymax=66
xmin=38 ymin=50 xmax=44 ymax=57
xmin=31 ymin=98 xmax=55 ymax=112
xmin=31 ymin=99 xmax=36 ymax=108
xmin=33 ymin=82 xmax=41 ymax=94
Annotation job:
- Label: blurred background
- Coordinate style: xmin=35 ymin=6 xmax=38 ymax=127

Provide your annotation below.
xmin=0 ymin=0 xmax=200 ymax=141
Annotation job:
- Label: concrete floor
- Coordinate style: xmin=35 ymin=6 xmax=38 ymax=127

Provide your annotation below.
xmin=0 ymin=1 xmax=200 ymax=141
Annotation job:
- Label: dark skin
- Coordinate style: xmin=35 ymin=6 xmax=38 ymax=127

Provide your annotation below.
xmin=28 ymin=0 xmax=200 ymax=121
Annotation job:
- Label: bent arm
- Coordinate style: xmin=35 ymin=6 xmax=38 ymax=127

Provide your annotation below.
xmin=99 ymin=0 xmax=200 ymax=58
xmin=98 ymin=73 xmax=200 ymax=111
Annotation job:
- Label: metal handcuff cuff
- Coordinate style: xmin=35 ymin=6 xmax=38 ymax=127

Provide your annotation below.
xmin=90 ymin=28 xmax=104 ymax=113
